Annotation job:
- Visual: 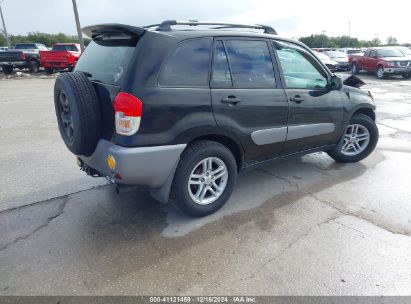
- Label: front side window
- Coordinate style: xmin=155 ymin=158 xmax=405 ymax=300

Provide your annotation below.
xmin=224 ymin=40 xmax=276 ymax=88
xmin=159 ymin=38 xmax=212 ymax=87
xmin=274 ymin=41 xmax=328 ymax=90
xmin=369 ymin=50 xmax=377 ymax=58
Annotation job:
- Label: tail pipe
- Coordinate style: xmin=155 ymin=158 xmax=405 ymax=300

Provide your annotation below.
xmin=116 ymin=183 xmax=138 ymax=194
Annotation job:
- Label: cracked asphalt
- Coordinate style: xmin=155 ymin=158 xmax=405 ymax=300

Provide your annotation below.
xmin=0 ymin=74 xmax=410 ymax=295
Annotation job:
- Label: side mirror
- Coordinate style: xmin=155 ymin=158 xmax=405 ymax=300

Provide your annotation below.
xmin=329 ymin=75 xmax=343 ymax=90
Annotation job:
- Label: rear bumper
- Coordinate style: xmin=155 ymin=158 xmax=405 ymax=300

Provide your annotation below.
xmin=79 ymin=139 xmax=186 ymax=188
xmin=384 ymin=67 xmax=411 ymax=74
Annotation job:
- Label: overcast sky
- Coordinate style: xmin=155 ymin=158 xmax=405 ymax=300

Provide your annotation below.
xmin=1 ymin=0 xmax=409 ymax=43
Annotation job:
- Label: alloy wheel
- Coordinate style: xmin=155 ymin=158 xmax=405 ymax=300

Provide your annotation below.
xmin=341 ymin=124 xmax=370 ymax=156
xmin=188 ymin=157 xmax=228 ymax=205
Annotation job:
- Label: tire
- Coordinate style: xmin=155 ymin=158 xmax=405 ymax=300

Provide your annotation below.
xmin=375 ymin=65 xmax=385 ymax=79
xmin=45 ymin=67 xmax=54 ymax=74
xmin=351 ymin=62 xmax=359 ymax=75
xmin=328 ymin=114 xmax=378 ymax=163
xmin=54 ymin=72 xmax=102 ymax=156
xmin=2 ymin=65 xmax=13 ymax=74
xmin=28 ymin=61 xmax=39 ymax=73
xmin=401 ymin=73 xmax=411 ymax=79
xmin=171 ymin=140 xmax=237 ymax=217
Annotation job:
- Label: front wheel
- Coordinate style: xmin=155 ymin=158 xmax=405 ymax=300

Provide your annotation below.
xmin=375 ymin=66 xmax=385 ymax=79
xmin=171 ymin=140 xmax=237 ymax=217
xmin=328 ymin=114 xmax=378 ymax=163
xmin=401 ymin=73 xmax=411 ymax=79
xmin=351 ymin=62 xmax=359 ymax=75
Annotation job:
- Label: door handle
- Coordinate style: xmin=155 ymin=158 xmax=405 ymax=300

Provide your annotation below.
xmin=221 ymin=95 xmax=243 ymax=105
xmin=290 ymin=95 xmax=304 ymax=104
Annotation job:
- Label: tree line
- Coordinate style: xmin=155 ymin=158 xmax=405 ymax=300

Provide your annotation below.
xmin=0 ymin=31 xmax=90 ymax=47
xmin=298 ymin=34 xmax=409 ymax=48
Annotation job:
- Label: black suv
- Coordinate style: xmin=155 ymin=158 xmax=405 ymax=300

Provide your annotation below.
xmin=54 ymin=21 xmax=378 ymax=217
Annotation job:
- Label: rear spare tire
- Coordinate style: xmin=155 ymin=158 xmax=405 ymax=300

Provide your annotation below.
xmin=54 ymin=72 xmax=102 ymax=156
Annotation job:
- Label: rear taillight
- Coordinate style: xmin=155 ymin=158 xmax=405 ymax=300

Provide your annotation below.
xmin=113 ymin=92 xmax=143 ymax=136
xmin=21 ymin=53 xmax=26 ymax=60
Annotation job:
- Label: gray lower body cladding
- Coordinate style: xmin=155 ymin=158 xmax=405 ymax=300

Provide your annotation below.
xmin=80 ymin=139 xmax=186 ymax=188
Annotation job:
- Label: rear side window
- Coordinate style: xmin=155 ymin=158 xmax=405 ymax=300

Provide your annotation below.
xmin=15 ymin=44 xmax=36 ymax=49
xmin=53 ymin=45 xmax=78 ymax=52
xmin=159 ymin=38 xmax=212 ymax=87
xmin=224 ymin=40 xmax=276 ymax=88
xmin=75 ymin=41 xmax=135 ymax=85
xmin=211 ymin=41 xmax=233 ymax=88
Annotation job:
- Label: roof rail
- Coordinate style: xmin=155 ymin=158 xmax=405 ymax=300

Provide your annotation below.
xmin=149 ymin=20 xmax=277 ymax=35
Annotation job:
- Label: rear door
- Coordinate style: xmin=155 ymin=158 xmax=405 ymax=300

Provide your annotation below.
xmin=211 ymin=38 xmax=289 ymax=162
xmin=273 ymin=40 xmax=346 ymax=154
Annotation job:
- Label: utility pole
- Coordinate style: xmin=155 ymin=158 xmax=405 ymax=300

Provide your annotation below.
xmin=71 ymin=0 xmax=84 ymax=52
xmin=0 ymin=0 xmax=10 ymax=49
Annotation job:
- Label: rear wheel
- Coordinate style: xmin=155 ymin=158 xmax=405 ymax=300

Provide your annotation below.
xmin=351 ymin=62 xmax=359 ymax=75
xmin=2 ymin=65 xmax=13 ymax=74
xmin=28 ymin=61 xmax=39 ymax=73
xmin=376 ymin=65 xmax=385 ymax=79
xmin=328 ymin=114 xmax=378 ymax=163
xmin=171 ymin=140 xmax=237 ymax=217
xmin=45 ymin=67 xmax=54 ymax=74
xmin=402 ymin=73 xmax=411 ymax=79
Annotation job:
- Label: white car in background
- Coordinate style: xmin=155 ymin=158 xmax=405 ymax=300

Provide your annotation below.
xmin=339 ymin=48 xmax=364 ymax=56
xmin=314 ymin=51 xmax=339 ymax=72
xmin=0 ymin=46 xmax=9 ymax=51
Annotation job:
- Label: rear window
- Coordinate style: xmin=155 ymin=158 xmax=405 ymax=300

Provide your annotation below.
xmin=159 ymin=38 xmax=212 ymax=87
xmin=74 ymin=41 xmax=135 ymax=85
xmin=15 ymin=44 xmax=36 ymax=49
xmin=53 ymin=44 xmax=78 ymax=52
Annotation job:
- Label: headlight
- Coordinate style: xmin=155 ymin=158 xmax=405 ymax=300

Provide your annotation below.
xmin=388 ymin=61 xmax=396 ymax=67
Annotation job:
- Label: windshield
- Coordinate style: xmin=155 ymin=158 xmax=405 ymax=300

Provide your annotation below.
xmin=378 ymin=49 xmax=404 ymax=57
xmin=75 ymin=41 xmax=135 ymax=85
xmin=53 ymin=44 xmax=78 ymax=52
xmin=346 ymin=49 xmax=362 ymax=55
xmin=398 ymin=47 xmax=411 ymax=56
xmin=325 ymin=51 xmax=347 ymax=58
xmin=15 ymin=44 xmax=36 ymax=49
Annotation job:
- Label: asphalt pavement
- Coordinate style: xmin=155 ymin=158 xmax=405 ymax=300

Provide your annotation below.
xmin=0 ymin=74 xmax=410 ymax=295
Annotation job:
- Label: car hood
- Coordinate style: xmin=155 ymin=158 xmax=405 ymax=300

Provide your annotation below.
xmin=332 ymin=57 xmax=349 ymax=63
xmin=322 ymin=58 xmax=338 ymax=65
xmin=382 ymin=57 xmax=407 ymax=61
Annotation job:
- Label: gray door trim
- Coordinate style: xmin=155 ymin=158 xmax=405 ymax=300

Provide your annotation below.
xmin=251 ymin=123 xmax=335 ymax=145
xmin=287 ymin=123 xmax=335 ymax=140
xmin=251 ymin=127 xmax=287 ymax=145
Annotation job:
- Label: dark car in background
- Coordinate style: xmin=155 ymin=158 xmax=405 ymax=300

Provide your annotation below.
xmin=0 ymin=43 xmax=47 ymax=74
xmin=324 ymin=51 xmax=350 ymax=71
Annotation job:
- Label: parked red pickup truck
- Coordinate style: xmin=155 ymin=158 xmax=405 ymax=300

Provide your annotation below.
xmin=349 ymin=47 xmax=411 ymax=79
xmin=39 ymin=43 xmax=81 ymax=74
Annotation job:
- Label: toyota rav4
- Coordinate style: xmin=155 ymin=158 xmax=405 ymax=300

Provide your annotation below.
xmin=54 ymin=21 xmax=378 ymax=217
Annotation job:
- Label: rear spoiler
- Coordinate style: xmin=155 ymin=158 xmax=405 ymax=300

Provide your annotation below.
xmin=82 ymin=24 xmax=145 ymax=45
